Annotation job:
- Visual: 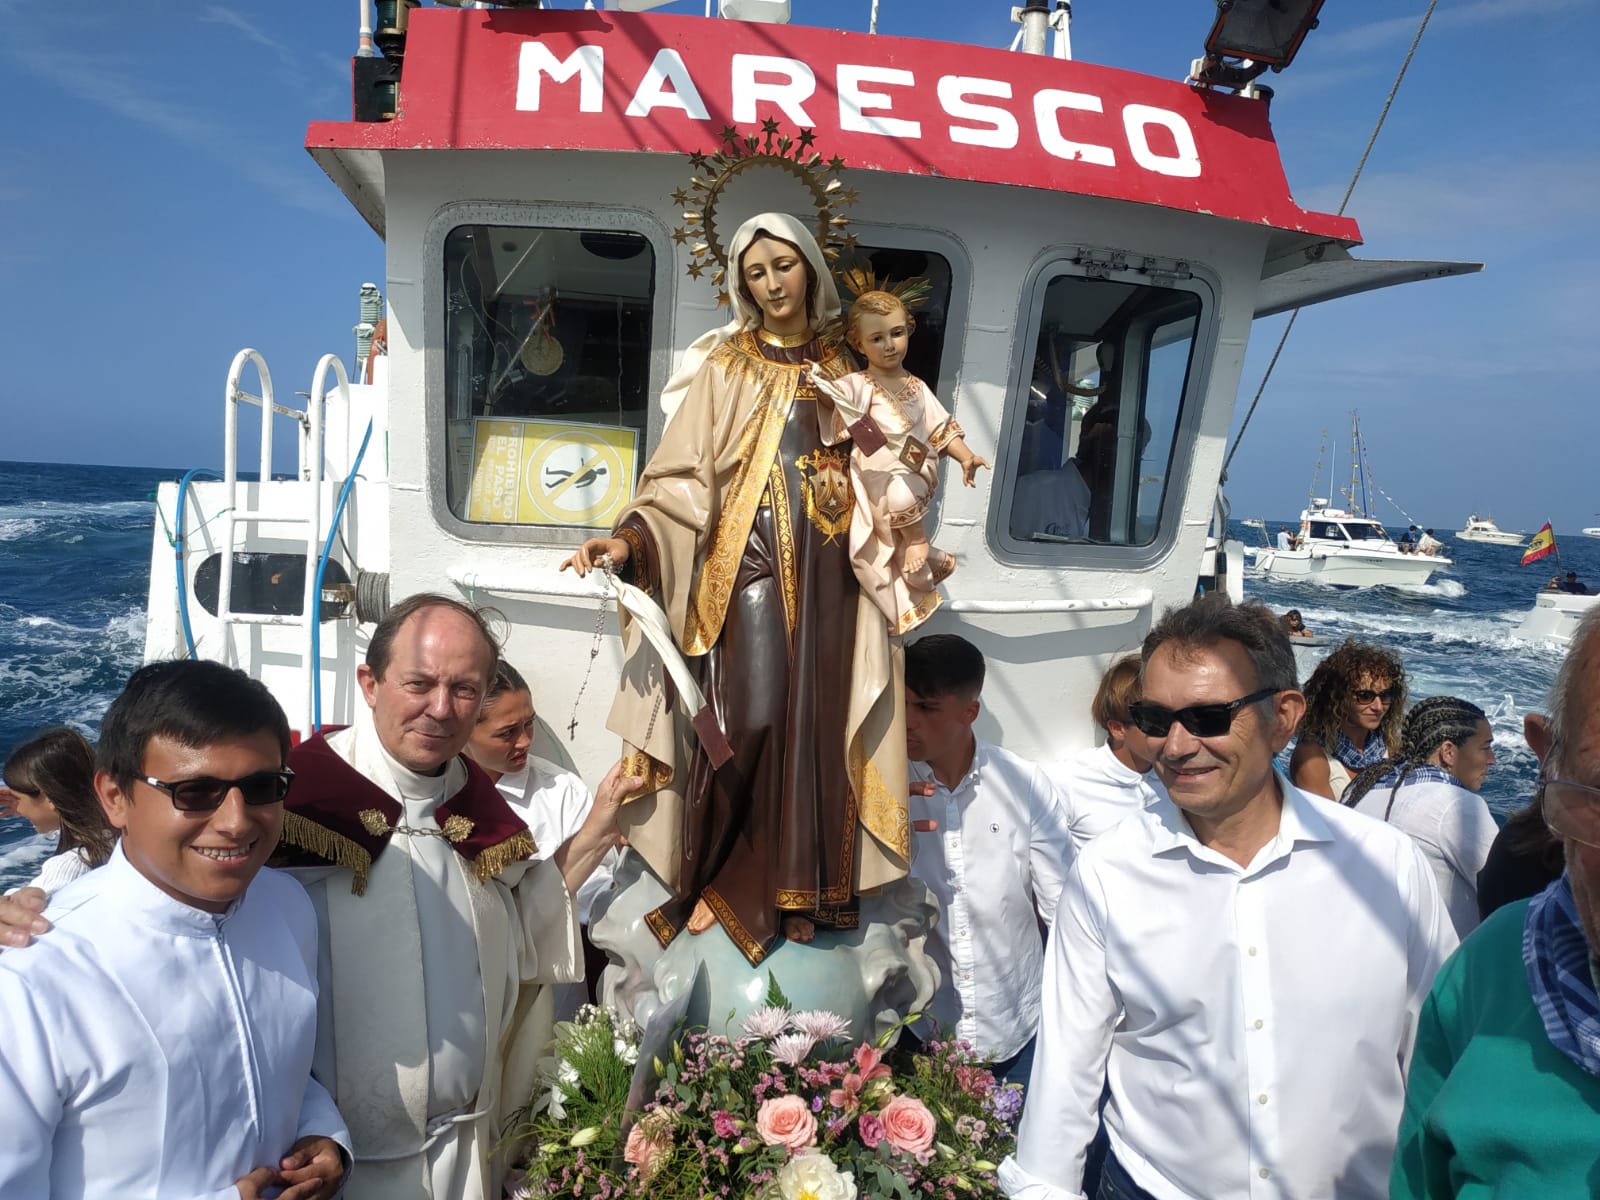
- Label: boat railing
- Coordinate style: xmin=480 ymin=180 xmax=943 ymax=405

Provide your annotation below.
xmin=217 ymin=350 xmax=346 ymax=729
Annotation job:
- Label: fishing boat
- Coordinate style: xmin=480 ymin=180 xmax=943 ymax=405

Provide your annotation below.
xmin=1244 ymin=413 xmax=1452 ymax=588
xmin=139 ymin=1 xmax=1478 ymax=772
xmin=1455 ymin=515 xmax=1523 ymax=545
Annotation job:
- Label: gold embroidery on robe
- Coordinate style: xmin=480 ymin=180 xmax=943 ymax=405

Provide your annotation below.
xmin=765 ymin=462 xmax=800 ymax=638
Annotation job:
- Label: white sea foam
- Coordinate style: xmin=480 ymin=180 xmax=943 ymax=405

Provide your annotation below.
xmin=0 ymin=519 xmax=45 ymax=541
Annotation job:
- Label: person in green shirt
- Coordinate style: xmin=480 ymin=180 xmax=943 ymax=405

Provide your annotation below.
xmin=1393 ymin=606 xmax=1600 ymax=1197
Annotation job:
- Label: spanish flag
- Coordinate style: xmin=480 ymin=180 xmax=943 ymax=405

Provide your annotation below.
xmin=1522 ymin=522 xmax=1556 ymax=566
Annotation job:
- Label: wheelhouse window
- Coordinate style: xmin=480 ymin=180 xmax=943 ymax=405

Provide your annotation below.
xmin=998 ymin=268 xmax=1201 ymax=552
xmin=1310 ymin=521 xmax=1345 ymax=540
xmin=443 ymin=224 xmax=655 ymax=529
xmin=1345 ymin=522 xmax=1386 ymax=541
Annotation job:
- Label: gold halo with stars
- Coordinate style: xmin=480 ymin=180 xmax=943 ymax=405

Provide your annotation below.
xmin=671 ymin=120 xmax=860 ymax=308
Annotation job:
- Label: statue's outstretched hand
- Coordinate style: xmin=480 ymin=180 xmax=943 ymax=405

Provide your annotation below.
xmin=561 ymin=536 xmax=630 ymax=577
xmin=961 ymin=454 xmax=991 ymax=487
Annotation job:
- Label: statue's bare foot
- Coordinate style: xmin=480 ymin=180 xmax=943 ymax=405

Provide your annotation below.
xmin=687 ymin=898 xmax=716 ymax=934
xmin=783 ymin=915 xmax=816 ymax=944
xmin=902 ymin=541 xmax=930 ymax=577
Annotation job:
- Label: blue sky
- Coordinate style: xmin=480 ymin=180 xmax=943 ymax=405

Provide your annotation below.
xmin=2 ymin=0 xmax=1595 ymax=532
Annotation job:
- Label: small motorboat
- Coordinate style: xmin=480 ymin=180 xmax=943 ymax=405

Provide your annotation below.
xmin=1455 ymin=515 xmax=1524 ymax=545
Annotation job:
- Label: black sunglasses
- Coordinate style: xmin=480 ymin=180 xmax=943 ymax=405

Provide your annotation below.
xmin=1351 ymin=686 xmax=1401 ymax=705
xmin=1127 ymin=688 xmax=1279 ymax=738
xmin=137 ymin=769 xmax=295 ymax=813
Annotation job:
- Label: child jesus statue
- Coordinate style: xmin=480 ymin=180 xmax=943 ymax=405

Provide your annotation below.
xmin=809 ymin=289 xmax=989 ymax=635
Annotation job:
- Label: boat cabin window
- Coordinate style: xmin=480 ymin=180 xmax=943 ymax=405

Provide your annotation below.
xmin=1310 ymin=521 xmax=1345 ymax=540
xmin=1345 ymin=522 xmax=1386 ymax=541
xmin=441 ymin=224 xmax=656 ymax=528
xmin=997 ymin=270 xmax=1201 ymax=551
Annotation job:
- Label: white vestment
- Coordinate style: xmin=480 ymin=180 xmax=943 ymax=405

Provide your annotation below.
xmin=292 ymin=716 xmax=581 ymax=1200
xmin=0 ymin=844 xmax=350 ymax=1199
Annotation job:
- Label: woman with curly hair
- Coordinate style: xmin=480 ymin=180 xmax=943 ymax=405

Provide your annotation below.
xmin=1343 ymin=696 xmax=1499 ymax=937
xmin=1 ymin=726 xmax=115 ymax=896
xmin=1289 ymin=640 xmax=1407 ymax=802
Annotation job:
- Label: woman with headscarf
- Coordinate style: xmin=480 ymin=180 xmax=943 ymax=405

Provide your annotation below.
xmin=563 ymin=213 xmax=909 ymax=966
xmin=1289 ymin=640 xmax=1408 ymax=802
xmin=1344 ymin=696 xmax=1499 ymax=938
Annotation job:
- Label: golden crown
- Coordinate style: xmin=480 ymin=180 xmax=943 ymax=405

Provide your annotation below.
xmin=672 ymin=120 xmax=859 ymax=308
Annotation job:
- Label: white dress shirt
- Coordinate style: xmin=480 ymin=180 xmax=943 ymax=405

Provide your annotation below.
xmin=909 ymin=738 xmax=1075 ymax=1061
xmin=1353 ymin=776 xmax=1499 ymax=939
xmin=497 ymin=754 xmax=614 ymax=923
xmin=0 ymin=844 xmax=349 ymax=1199
xmin=1046 ymin=743 xmax=1160 ymax=851
xmin=1000 ymin=774 xmax=1455 ymax=1200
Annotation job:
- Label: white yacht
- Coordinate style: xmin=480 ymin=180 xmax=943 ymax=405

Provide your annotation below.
xmin=1455 ymin=515 xmax=1524 ymax=545
xmin=1515 ymin=590 xmax=1600 ymax=644
xmin=1246 ymin=503 xmax=1450 ymax=589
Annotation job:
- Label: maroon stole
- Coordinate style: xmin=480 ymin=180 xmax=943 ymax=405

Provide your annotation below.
xmin=278 ymin=729 xmax=537 ymax=896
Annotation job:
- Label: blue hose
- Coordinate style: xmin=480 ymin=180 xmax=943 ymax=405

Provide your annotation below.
xmin=312 ymin=421 xmax=375 ymax=731
xmin=174 ymin=468 xmax=222 ymax=658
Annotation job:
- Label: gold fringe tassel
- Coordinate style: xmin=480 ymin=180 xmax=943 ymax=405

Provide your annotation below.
xmin=281 ymin=811 xmax=374 ymax=896
xmin=472 ymin=829 xmax=537 ymax=884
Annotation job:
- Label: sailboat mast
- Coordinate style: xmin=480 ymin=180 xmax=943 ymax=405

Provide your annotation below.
xmin=1347 ymin=413 xmax=1361 ymax=516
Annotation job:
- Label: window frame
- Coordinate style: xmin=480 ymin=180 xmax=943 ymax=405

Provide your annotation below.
xmin=423 ymin=202 xmax=676 ymax=547
xmin=987 ymin=249 xmax=1219 ymax=569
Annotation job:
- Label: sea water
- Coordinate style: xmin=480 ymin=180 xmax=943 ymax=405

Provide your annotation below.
xmin=0 ymin=459 xmax=1587 ymax=890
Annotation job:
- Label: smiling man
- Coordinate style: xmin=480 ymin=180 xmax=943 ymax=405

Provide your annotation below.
xmin=1000 ymin=596 xmax=1456 ymax=1200
xmin=0 ymin=660 xmax=349 ymax=1199
xmin=272 ymin=593 xmax=636 ymax=1200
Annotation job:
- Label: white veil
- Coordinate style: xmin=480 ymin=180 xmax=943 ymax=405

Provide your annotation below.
xmin=658 ymin=211 xmax=842 ymax=420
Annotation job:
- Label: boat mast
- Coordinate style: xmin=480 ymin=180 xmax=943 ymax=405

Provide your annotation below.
xmin=1346 ymin=413 xmax=1362 ymax=516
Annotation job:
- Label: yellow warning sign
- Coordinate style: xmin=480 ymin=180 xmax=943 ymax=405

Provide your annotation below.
xmin=466 ymin=419 xmax=638 ymax=527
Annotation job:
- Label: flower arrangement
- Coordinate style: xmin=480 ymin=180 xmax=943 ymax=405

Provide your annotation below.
xmin=506 ymin=993 xmax=1021 ymax=1200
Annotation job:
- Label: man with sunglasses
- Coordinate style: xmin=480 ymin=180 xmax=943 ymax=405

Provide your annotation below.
xmin=1393 ymin=607 xmax=1600 ymax=1197
xmin=0 ymin=659 xmax=350 ymax=1199
xmin=1001 ymin=596 xmax=1454 ymax=1200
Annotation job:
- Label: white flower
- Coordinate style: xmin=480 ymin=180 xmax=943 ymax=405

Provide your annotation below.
xmin=532 ymin=1081 xmax=567 ymax=1120
xmin=775 ymin=1150 xmax=857 ymax=1200
xmin=742 ymin=1005 xmax=793 ymax=1040
xmin=615 ymin=1035 xmax=640 ymax=1065
xmin=557 ymin=1059 xmax=580 ymax=1086
xmin=770 ymin=1031 xmax=817 ymax=1067
xmin=789 ymin=1010 xmax=851 ymax=1043
xmin=502 ymin=1168 xmax=538 ymax=1200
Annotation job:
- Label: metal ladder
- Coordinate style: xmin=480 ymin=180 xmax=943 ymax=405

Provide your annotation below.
xmin=215 ymin=349 xmax=350 ymax=733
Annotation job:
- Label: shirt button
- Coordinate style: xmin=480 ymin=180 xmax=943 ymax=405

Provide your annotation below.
xmin=1258 ymin=1094 xmax=1268 ymax=1105
xmin=1254 ymin=1019 xmax=1264 ymax=1030
xmin=1247 ymin=946 xmax=1258 ymax=956
xmin=1259 ymin=1168 xmax=1271 ymax=1179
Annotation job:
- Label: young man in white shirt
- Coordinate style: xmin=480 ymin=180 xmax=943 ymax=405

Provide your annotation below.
xmin=0 ymin=660 xmax=350 ymax=1199
xmin=1048 ymin=654 xmax=1159 ymax=851
xmin=1000 ymin=596 xmax=1455 ymax=1200
xmin=904 ymin=633 xmax=1074 ymax=1088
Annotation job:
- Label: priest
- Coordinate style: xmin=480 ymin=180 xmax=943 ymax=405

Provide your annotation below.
xmin=271 ymin=592 xmax=634 ymax=1200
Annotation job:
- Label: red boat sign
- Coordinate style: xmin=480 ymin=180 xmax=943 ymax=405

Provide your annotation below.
xmin=309 ymin=9 xmax=1359 ymax=243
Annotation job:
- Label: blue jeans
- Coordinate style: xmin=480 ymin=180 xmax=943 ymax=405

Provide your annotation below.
xmin=992 ymin=1035 xmax=1036 ymax=1092
xmin=1096 ymin=1152 xmax=1158 ymax=1200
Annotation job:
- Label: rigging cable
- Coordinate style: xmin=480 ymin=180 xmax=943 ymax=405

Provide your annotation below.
xmin=1221 ymin=0 xmax=1442 ymax=477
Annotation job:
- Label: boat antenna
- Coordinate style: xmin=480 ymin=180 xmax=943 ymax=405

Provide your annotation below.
xmin=1220 ymin=0 xmax=1442 ymax=477
xmin=1346 ymin=413 xmax=1361 ymax=514
xmin=1307 ymin=427 xmax=1327 ymax=506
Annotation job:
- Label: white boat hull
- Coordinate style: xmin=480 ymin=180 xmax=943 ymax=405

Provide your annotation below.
xmin=1245 ymin=546 xmax=1446 ymax=589
xmin=1455 ymin=529 xmax=1524 ymax=546
xmin=1514 ymin=591 xmax=1600 ymax=645
xmin=1583 ymin=528 xmax=1600 ymax=539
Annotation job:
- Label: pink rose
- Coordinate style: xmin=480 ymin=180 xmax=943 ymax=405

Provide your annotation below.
xmin=879 ymin=1095 xmax=937 ymax=1161
xmin=712 ymin=1109 xmax=739 ymax=1139
xmin=756 ymin=1094 xmax=818 ymax=1150
xmin=624 ymin=1123 xmax=670 ymax=1180
xmin=858 ymin=1111 xmax=886 ymax=1149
